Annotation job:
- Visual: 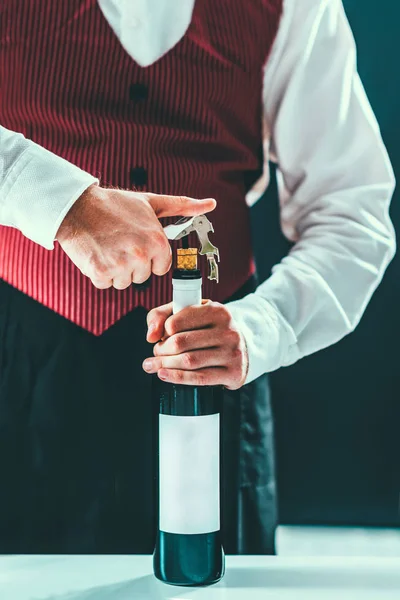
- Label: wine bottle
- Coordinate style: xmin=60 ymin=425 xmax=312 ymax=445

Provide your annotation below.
xmin=153 ymin=247 xmax=225 ymax=587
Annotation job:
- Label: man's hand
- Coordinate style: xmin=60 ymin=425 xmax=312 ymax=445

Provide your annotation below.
xmin=56 ymin=184 xmax=216 ymax=289
xmin=143 ymin=301 xmax=249 ymax=390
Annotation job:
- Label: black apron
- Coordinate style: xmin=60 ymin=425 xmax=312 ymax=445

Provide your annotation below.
xmin=0 ymin=276 xmax=277 ymax=554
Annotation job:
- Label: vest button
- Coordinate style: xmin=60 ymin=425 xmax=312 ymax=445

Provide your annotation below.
xmin=130 ymin=167 xmax=148 ymax=187
xmin=129 ymin=83 xmax=148 ymax=102
xmin=133 ymin=276 xmax=153 ymax=290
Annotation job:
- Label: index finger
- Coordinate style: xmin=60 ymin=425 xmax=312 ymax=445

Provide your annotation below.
xmin=164 ymin=300 xmax=212 ymax=336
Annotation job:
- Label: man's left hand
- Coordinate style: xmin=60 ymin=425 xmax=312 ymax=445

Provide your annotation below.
xmin=143 ymin=300 xmax=248 ymax=390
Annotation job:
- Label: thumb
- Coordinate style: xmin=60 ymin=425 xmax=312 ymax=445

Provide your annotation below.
xmin=146 ymin=193 xmax=216 ymax=218
xmin=146 ymin=302 xmax=173 ymax=342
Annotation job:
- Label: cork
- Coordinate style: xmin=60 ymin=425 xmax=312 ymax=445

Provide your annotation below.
xmin=177 ymin=248 xmax=198 ymax=270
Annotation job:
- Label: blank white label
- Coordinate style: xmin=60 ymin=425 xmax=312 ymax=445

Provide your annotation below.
xmin=159 ymin=413 xmax=220 ymax=534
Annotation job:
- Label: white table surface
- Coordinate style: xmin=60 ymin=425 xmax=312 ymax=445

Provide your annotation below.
xmin=1 ymin=555 xmax=399 ymax=600
xmin=276 ymin=526 xmax=400 ymax=556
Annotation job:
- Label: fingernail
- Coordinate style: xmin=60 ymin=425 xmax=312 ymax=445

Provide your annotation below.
xmin=143 ymin=359 xmax=154 ymax=371
xmin=158 ymin=370 xmax=167 ymax=380
xmin=147 ymin=323 xmax=156 ymax=339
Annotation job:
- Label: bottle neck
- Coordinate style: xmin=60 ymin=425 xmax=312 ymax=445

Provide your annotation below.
xmin=172 ymin=272 xmax=202 ymax=314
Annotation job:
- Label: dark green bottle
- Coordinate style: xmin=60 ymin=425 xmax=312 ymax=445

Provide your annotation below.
xmin=153 ymin=265 xmax=225 ymax=586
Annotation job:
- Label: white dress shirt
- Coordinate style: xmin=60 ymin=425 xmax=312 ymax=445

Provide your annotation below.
xmin=0 ymin=0 xmax=395 ymax=384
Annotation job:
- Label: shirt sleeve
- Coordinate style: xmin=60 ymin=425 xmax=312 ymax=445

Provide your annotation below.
xmin=226 ymin=0 xmax=396 ymax=384
xmin=0 ymin=126 xmax=99 ymax=249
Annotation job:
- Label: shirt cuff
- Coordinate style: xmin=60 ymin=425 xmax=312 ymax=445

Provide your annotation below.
xmin=1 ymin=142 xmax=99 ymax=249
xmin=225 ymin=292 xmax=298 ymax=384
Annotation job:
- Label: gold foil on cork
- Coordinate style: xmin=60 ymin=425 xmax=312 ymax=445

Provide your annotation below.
xmin=177 ymin=248 xmax=198 ymax=270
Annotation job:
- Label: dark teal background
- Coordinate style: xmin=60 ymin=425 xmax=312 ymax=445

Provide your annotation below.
xmin=251 ymin=1 xmax=399 ymax=526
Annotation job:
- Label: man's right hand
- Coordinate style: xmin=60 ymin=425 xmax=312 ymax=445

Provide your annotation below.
xmin=56 ymin=184 xmax=216 ymax=290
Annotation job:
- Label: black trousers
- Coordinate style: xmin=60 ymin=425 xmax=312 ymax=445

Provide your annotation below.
xmin=0 ymin=277 xmax=277 ymax=554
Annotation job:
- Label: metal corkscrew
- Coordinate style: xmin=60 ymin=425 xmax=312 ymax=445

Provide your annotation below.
xmin=163 ymin=215 xmax=220 ymax=283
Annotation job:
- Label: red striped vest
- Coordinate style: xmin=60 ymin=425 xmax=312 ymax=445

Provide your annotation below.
xmin=0 ymin=0 xmax=282 ymax=335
